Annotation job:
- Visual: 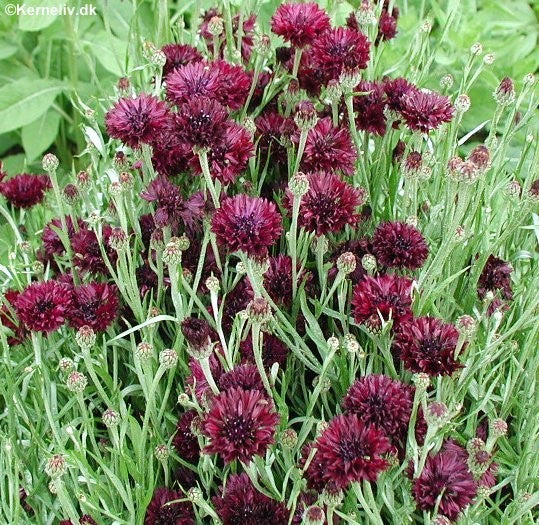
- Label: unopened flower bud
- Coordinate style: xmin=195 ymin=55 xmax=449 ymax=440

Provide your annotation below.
xmin=402 ymin=151 xmax=423 ymax=180
xmin=494 ymin=77 xmax=515 ymax=106
xmin=42 ymin=153 xmax=59 ymax=172
xmin=208 ymin=16 xmax=224 ymax=36
xmin=456 ymin=315 xmax=476 ymax=337
xmin=339 ymin=69 xmax=362 ymax=94
xmin=506 ymin=180 xmax=521 ymax=199
xmin=117 ymin=77 xmax=130 ymax=93
xmin=425 ymin=401 xmax=449 ymax=427
xmin=151 ymin=49 xmax=166 ymax=68
xmin=280 ymin=428 xmax=298 ymax=449
xmin=58 ymin=357 xmax=75 ymax=373
xmin=62 ymin=183 xmax=79 ymax=205
xmin=420 ymin=20 xmax=432 ymax=33
xmin=45 ymin=455 xmax=66 ymax=477
xmin=356 ymin=1 xmax=376 ymax=25
xmin=337 ymin=252 xmax=356 ymax=275
xmin=326 ymin=336 xmax=340 ymax=352
xmin=136 ymin=342 xmax=154 ymax=361
xmin=243 ymin=117 xmax=256 ymax=135
xmin=361 ymin=254 xmax=377 ymax=273
xmin=289 ymin=172 xmax=309 ymax=197
xmin=313 ymin=375 xmax=331 ymax=392
xmin=162 ymin=239 xmax=182 ymax=266
xmin=205 ymin=275 xmax=220 ymax=293
xmin=246 ymin=297 xmax=272 ymax=324
xmin=108 ymin=227 xmax=128 ymax=250
xmin=483 ymin=53 xmax=495 ymax=65
xmin=32 ymin=260 xmax=44 ymax=275
xmin=523 ymin=73 xmax=535 ymax=86
xmin=159 ymin=349 xmax=178 ymax=369
xmin=344 ymin=333 xmax=359 ymax=354
xmin=177 ymin=392 xmax=190 ymax=406
xmin=455 ymin=94 xmax=471 ymax=113
xmin=470 ymin=42 xmax=483 ymax=56
xmin=76 ymin=325 xmax=96 ymax=349
xmin=432 ymin=516 xmax=451 ymax=525
xmin=102 ymin=409 xmax=120 ymax=428
xmin=440 ymin=74 xmax=454 ymax=89
xmin=412 ymin=372 xmax=430 ymax=391
xmin=154 ymin=444 xmax=169 ymax=461
xmin=66 ymin=371 xmax=88 ymax=393
xmin=489 ymin=418 xmax=508 ymax=438
xmin=294 ymin=101 xmax=318 ymax=131
xmin=320 ymin=487 xmax=343 ymax=507
xmin=119 ymin=171 xmax=134 ymax=189
xmin=454 ymin=225 xmax=466 ymax=242
xmin=324 ymin=79 xmax=342 ymax=103
xmin=187 ymin=486 xmax=203 ymax=503
xmin=304 ymin=505 xmax=325 ymax=525
xmin=48 ymin=480 xmax=58 ymax=494
xmin=467 ymin=437 xmax=486 ymax=454
xmin=312 ymin=235 xmax=328 ymax=254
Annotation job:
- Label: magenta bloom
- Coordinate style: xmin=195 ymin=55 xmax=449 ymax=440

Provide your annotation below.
xmin=190 ymin=122 xmax=254 ymax=184
xmin=412 ymin=447 xmax=477 ymax=520
xmin=15 ymin=281 xmax=72 ymax=333
xmin=314 ymin=414 xmax=391 ymax=489
xmin=213 ymin=473 xmax=289 ymax=525
xmin=478 ymin=255 xmax=513 ymax=301
xmin=353 ymin=80 xmax=388 ymax=135
xmin=352 ymin=274 xmax=413 ymax=328
xmin=173 ymin=410 xmax=200 ymax=463
xmin=105 ymin=94 xmax=168 ymax=149
xmin=211 ymin=194 xmax=283 ymax=258
xmin=218 ymin=364 xmax=265 ymax=393
xmin=377 ymin=11 xmax=398 ymax=42
xmin=394 ymin=316 xmax=462 ymax=376
xmin=400 ymin=89 xmax=454 ymax=133
xmin=384 ymin=77 xmax=415 ymax=113
xmin=373 ymin=221 xmax=429 ymax=270
xmin=203 ymin=387 xmax=279 ymax=463
xmin=0 ymin=173 xmax=50 ymax=209
xmin=296 ymin=117 xmax=357 ymax=175
xmin=311 ymin=27 xmax=370 ymax=81
xmin=343 ymin=374 xmax=414 ymax=442
xmin=161 ymin=43 xmax=202 ymax=76
xmin=285 ymin=172 xmax=365 ymax=236
xmin=144 ymin=487 xmax=195 ymax=525
xmin=271 ymin=2 xmax=330 ymax=48
xmin=212 ymin=60 xmax=251 ymax=110
xmin=166 ymin=61 xmax=221 ymax=106
xmin=67 ymin=283 xmax=119 ymax=332
xmin=175 ymin=96 xmax=228 ymax=149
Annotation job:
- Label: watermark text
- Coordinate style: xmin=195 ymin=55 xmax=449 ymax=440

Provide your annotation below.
xmin=4 ymin=3 xmax=97 ymax=16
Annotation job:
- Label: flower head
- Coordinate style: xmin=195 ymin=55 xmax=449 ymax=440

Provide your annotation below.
xmin=400 ymin=89 xmax=454 ymax=133
xmin=343 ymin=374 xmax=414 ymax=442
xmin=213 ymin=473 xmax=289 ymax=524
xmin=166 ymin=61 xmax=221 ymax=106
xmin=67 ymin=283 xmax=119 ymax=332
xmin=241 ymin=333 xmax=289 ymax=370
xmin=394 ymin=316 xmax=462 ymax=376
xmin=313 ymin=413 xmax=391 ymax=489
xmin=15 ymin=281 xmax=72 ymax=333
xmin=478 ymin=255 xmax=513 ymax=301
xmin=285 ymin=172 xmax=365 ymax=235
xmin=271 ymin=2 xmax=330 ymax=48
xmin=161 ymin=43 xmax=202 ymax=76
xmin=144 ymin=487 xmax=195 ymax=524
xmin=71 ymin=225 xmax=117 ymax=276
xmin=352 ymin=274 xmax=413 ymax=327
xmin=218 ymin=364 xmax=265 ymax=393
xmin=211 ymin=194 xmax=283 ymax=258
xmin=372 ymin=221 xmax=429 ymax=270
xmin=105 ymin=94 xmax=169 ymax=149
xmin=173 ymin=410 xmax=200 ymax=463
xmin=211 ymin=60 xmax=251 ymax=110
xmin=353 ymin=81 xmax=387 ymax=135
xmin=0 ymin=173 xmax=51 ymax=209
xmin=295 ymin=117 xmax=357 ymax=175
xmin=203 ymin=387 xmax=279 ymax=463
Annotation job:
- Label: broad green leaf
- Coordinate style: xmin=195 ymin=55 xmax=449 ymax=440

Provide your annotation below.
xmin=0 ymin=42 xmax=17 ymax=60
xmin=0 ymin=78 xmax=63 ymax=134
xmin=21 ymin=109 xmax=61 ymax=162
xmin=18 ymin=0 xmax=59 ymax=32
xmin=0 ymin=153 xmax=26 ymax=174
xmin=0 ymin=132 xmax=18 ymax=156
xmin=82 ymin=31 xmax=127 ymax=76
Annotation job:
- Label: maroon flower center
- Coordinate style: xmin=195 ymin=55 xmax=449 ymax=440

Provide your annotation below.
xmin=127 ymin=111 xmax=148 ymax=135
xmin=338 ymin=437 xmax=365 ymax=462
xmin=36 ymin=300 xmax=53 ymax=313
xmin=235 ymin=214 xmax=258 ymax=236
xmin=223 ymin=415 xmax=254 ymax=444
xmin=418 ymin=337 xmax=442 ymax=356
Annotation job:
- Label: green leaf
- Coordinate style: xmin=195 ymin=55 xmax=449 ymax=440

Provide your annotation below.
xmin=0 ymin=78 xmax=63 ymax=134
xmin=0 ymin=41 xmax=17 ymax=60
xmin=21 ymin=109 xmax=61 ymax=162
xmin=81 ymin=30 xmax=127 ymax=76
xmin=18 ymin=0 xmax=59 ymax=32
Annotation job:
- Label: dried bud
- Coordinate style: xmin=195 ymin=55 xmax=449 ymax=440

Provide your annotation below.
xmin=136 ymin=342 xmax=154 ymax=361
xmin=76 ymin=325 xmax=96 ymax=349
xmin=294 ymin=101 xmax=318 ymax=131
xmin=289 ymin=172 xmax=309 ymax=197
xmin=494 ymin=77 xmax=515 ymax=106
xmin=102 ymin=409 xmax=120 ymax=428
xmin=159 ymin=349 xmax=178 ymax=369
xmin=280 ymin=428 xmax=298 ymax=449
xmin=154 ymin=444 xmax=169 ymax=461
xmin=337 ymin=251 xmax=356 ymax=275
xmin=42 ymin=153 xmax=59 ymax=172
xmin=66 ymin=371 xmax=88 ymax=393
xmin=45 ymin=454 xmax=66 ymax=477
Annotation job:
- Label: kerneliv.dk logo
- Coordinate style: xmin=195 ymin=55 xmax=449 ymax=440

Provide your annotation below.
xmin=4 ymin=3 xmax=97 ymax=16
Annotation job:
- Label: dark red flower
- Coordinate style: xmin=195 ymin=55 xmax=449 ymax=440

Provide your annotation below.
xmin=79 ymin=516 xmax=97 ymax=525
xmin=211 ymin=194 xmax=283 ymax=258
xmin=373 ymin=221 xmax=429 ymax=270
xmin=15 ymin=281 xmax=72 ymax=333
xmin=255 ymin=112 xmax=291 ymax=167
xmin=67 ymin=282 xmax=119 ymax=332
xmin=384 ymin=77 xmax=415 ymax=113
xmin=343 ymin=374 xmax=414 ymax=442
xmin=186 ymin=353 xmax=225 ymax=402
xmin=218 ymin=364 xmax=265 ymax=393
xmin=189 ymin=122 xmax=254 ymax=184
xmin=353 ymin=81 xmax=387 ymax=135
xmin=285 ymin=172 xmax=365 ymax=236
xmin=400 ymin=89 xmax=454 ymax=133
xmin=136 ymin=263 xmax=160 ymax=297
xmin=212 ymin=60 xmax=251 ymax=110
xmin=221 ymin=277 xmax=254 ymax=332
xmin=271 ymin=2 xmax=330 ymax=48
xmin=203 ymin=387 xmax=279 ymax=463
xmin=311 ymin=27 xmax=370 ymax=82
xmin=141 ymin=177 xmax=205 ymax=230
xmin=71 ymin=225 xmax=117 ymax=275
xmin=352 ymin=274 xmax=413 ymax=327
xmin=175 ymin=96 xmax=228 ymax=150
xmin=105 ymin=94 xmax=169 ymax=149
xmin=166 ymin=61 xmax=221 ymax=106
xmin=477 ymin=255 xmax=513 ymax=301
xmin=144 ymin=487 xmax=195 ymax=525
xmin=0 ymin=289 xmax=27 ymax=345
xmin=394 ymin=316 xmax=462 ymax=376
xmin=0 ymin=173 xmax=50 ymax=209
xmin=41 ymin=216 xmax=84 ymax=261
xmin=240 ymin=333 xmax=289 ymax=369
xmin=181 ymin=317 xmax=213 ymax=354
xmin=295 ymin=117 xmax=357 ymax=175
xmin=263 ymin=254 xmax=299 ymax=308
xmin=314 ymin=414 xmax=391 ymax=489
xmin=173 ymin=410 xmax=200 ymax=463
xmin=377 ymin=11 xmax=398 ymax=43
xmin=149 ymin=114 xmax=191 ymax=176
xmin=213 ymin=473 xmax=289 ymax=525
xmin=161 ymin=43 xmax=203 ymax=76
xmin=412 ymin=447 xmax=477 ymax=520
